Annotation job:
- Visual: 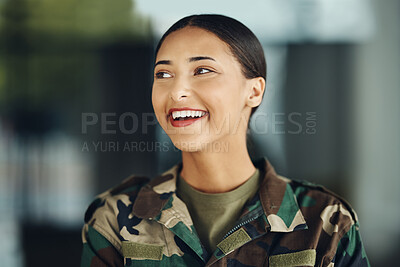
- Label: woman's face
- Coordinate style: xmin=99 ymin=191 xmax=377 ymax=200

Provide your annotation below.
xmin=152 ymin=26 xmax=256 ymax=152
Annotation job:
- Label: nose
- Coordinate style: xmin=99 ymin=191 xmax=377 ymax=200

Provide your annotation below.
xmin=169 ymin=76 xmax=190 ymax=101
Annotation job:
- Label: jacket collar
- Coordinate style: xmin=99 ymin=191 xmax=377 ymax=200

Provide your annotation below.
xmin=132 ymin=157 xmax=307 ymax=233
xmin=255 ymin=157 xmax=308 ymax=232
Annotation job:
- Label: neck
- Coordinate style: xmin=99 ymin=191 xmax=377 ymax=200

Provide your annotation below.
xmin=180 ymin=137 xmax=256 ymax=193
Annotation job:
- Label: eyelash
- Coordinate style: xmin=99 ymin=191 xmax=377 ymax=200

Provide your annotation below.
xmin=155 ymin=67 xmax=214 ymax=79
xmin=155 ymin=72 xmax=171 ymax=79
xmin=194 ymin=67 xmax=213 ymax=75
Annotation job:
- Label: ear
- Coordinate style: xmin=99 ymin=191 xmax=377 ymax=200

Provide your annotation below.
xmin=246 ymin=77 xmax=265 ymax=108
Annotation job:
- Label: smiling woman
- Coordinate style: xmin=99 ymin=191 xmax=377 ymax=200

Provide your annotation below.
xmin=80 ymin=14 xmax=370 ymax=267
xmin=152 ymin=25 xmax=265 ymax=160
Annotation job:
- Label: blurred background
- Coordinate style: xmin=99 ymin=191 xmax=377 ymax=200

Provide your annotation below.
xmin=0 ymin=0 xmax=398 ymax=266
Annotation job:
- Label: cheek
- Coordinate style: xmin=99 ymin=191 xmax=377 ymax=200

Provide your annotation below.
xmin=151 ymin=87 xmax=166 ymax=120
xmin=194 ymin=77 xmax=229 ymax=102
xmin=199 ymin=78 xmax=241 ymax=108
xmin=151 ymin=88 xmax=158 ymax=112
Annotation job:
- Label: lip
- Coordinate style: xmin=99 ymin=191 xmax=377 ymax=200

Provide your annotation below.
xmin=167 ymin=107 xmax=208 ymax=128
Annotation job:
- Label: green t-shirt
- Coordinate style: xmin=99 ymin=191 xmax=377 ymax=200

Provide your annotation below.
xmin=176 ymin=168 xmax=260 ymax=254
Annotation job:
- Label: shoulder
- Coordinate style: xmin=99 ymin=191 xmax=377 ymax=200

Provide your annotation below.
xmin=84 ymin=174 xmax=150 ymax=224
xmin=281 ymin=177 xmax=370 ymax=266
xmin=82 ymin=174 xmax=150 ymax=250
xmin=273 ymin=175 xmax=367 ymax=266
xmin=278 ymin=175 xmax=359 ymax=234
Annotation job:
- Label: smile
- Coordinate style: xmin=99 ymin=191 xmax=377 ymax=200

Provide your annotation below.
xmin=167 ymin=108 xmax=208 ymax=127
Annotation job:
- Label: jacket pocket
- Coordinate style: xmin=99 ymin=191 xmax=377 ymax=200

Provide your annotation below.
xmin=269 ymin=249 xmax=316 ymax=267
xmin=122 ymin=241 xmax=164 ymax=261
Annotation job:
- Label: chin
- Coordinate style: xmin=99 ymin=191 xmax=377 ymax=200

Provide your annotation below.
xmin=170 ymin=140 xmax=200 ymax=152
xmin=171 ymin=136 xmax=216 ymax=152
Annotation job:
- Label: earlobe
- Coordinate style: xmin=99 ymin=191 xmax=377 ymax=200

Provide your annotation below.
xmin=247 ymin=77 xmax=265 ymax=107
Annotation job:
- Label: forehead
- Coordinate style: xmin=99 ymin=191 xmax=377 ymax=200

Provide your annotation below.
xmin=156 ymin=27 xmax=234 ymax=61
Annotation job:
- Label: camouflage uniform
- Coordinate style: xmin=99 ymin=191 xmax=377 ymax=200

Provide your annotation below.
xmin=81 ymin=157 xmax=370 ymax=266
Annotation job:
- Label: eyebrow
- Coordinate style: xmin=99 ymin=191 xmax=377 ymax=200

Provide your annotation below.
xmin=154 ymin=56 xmax=216 ymax=67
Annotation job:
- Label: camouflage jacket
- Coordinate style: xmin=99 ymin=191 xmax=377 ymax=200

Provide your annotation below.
xmin=81 ymin=157 xmax=370 ymax=267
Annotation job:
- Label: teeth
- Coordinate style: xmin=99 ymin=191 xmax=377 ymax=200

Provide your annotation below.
xmin=172 ymin=110 xmax=206 ymax=120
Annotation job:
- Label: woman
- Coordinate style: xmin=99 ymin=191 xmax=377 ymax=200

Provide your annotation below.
xmin=81 ymin=14 xmax=370 ymax=267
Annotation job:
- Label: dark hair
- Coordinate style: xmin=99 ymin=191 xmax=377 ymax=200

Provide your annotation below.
xmin=154 ymin=14 xmax=267 ymax=118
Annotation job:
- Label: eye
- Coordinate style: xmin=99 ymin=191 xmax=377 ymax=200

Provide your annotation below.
xmin=194 ymin=67 xmax=213 ymax=75
xmin=155 ymin=71 xmax=172 ymax=79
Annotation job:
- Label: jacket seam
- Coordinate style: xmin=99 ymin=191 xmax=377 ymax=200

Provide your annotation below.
xmin=323 ymin=219 xmax=355 ymax=266
xmin=161 ymin=223 xmax=171 ymax=257
xmin=169 ymin=205 xmax=193 ymax=231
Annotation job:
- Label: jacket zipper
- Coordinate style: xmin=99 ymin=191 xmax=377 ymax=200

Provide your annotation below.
xmin=222 ymin=206 xmax=264 ymax=240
